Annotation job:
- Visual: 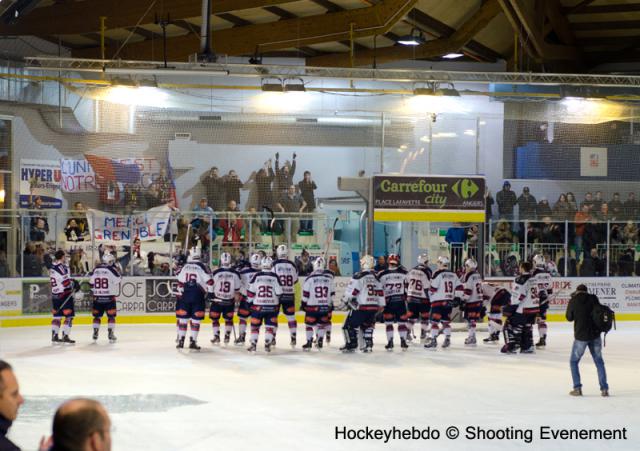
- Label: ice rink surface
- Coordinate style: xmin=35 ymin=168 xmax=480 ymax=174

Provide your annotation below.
xmin=1 ymin=322 xmax=638 ymax=451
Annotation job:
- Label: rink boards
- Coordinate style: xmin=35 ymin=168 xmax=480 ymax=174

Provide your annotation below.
xmin=1 ymin=276 xmax=640 ymax=326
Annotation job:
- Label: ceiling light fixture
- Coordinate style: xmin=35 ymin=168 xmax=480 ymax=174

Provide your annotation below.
xmin=397 ymin=28 xmax=426 ymax=46
xmin=442 ymin=53 xmax=464 ymax=59
xmin=261 ymin=77 xmax=284 ymax=92
xmin=283 ymin=78 xmax=306 ymax=92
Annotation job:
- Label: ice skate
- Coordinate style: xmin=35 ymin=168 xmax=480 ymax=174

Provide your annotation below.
xmin=420 ymin=330 xmax=428 ymax=342
xmin=224 ymin=332 xmax=231 ymax=345
xmin=316 ymin=337 xmax=324 ymax=349
xmin=400 ymin=338 xmax=409 ymax=350
xmin=247 ymin=342 xmax=257 ymax=352
xmin=92 ymin=329 xmax=99 ymax=341
xmin=500 ymin=344 xmax=517 ymax=354
xmin=290 ymin=334 xmax=296 ymax=348
xmin=108 ymin=329 xmax=117 ymax=343
xmin=483 ymin=332 xmax=500 ymax=343
xmin=189 ymin=338 xmax=201 ymax=351
xmin=340 ymin=345 xmax=356 ymax=353
xmin=520 ymin=346 xmax=535 ymax=354
xmin=52 ymin=332 xmax=60 ymax=344
xmin=265 ymin=341 xmax=273 ymax=353
xmin=302 ymin=340 xmax=313 ymax=351
xmin=424 ymin=337 xmax=437 ymax=349
xmin=234 ymin=333 xmax=246 ymax=346
xmin=442 ymin=337 xmax=451 ymax=348
xmin=326 ymin=330 xmax=331 ymax=344
xmin=362 ymin=339 xmax=373 ymax=353
xmin=385 ymin=339 xmax=394 ymax=351
xmin=535 ymin=336 xmax=546 ymax=348
xmin=210 ymin=334 xmax=220 ymax=345
xmin=464 ymin=336 xmax=477 ymax=346
xmin=61 ymin=334 xmax=75 ymax=344
xmin=176 ymin=337 xmax=185 ymax=349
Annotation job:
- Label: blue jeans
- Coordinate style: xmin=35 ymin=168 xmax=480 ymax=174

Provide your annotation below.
xmin=570 ymin=337 xmax=609 ymax=390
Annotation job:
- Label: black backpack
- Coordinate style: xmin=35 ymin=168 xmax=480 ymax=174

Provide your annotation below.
xmin=591 ymin=296 xmax=616 ymax=345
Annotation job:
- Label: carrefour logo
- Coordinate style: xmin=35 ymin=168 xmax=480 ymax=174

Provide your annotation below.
xmin=452 ymin=179 xmax=479 ymax=199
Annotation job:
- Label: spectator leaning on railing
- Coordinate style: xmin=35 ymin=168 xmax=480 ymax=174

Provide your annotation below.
xmin=297 ymin=171 xmax=317 ymax=233
xmin=517 ymin=186 xmax=537 ymax=222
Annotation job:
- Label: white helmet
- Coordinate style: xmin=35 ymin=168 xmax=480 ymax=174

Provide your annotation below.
xmin=388 ymin=254 xmax=399 ymax=268
xmin=437 ymin=256 xmax=450 ymax=268
xmin=533 ymin=254 xmax=545 ymax=268
xmin=187 ymin=247 xmax=201 ymax=262
xmin=102 ymin=252 xmax=115 ymax=266
xmin=276 ymin=244 xmax=288 ymax=259
xmin=73 ymin=291 xmax=85 ymax=302
xmin=360 ymin=254 xmax=375 ymax=271
xmin=261 ymin=256 xmax=273 ymax=270
xmin=313 ymin=257 xmax=325 ymax=272
xmin=464 ymin=258 xmax=477 ymax=271
xmin=220 ymin=252 xmax=232 ymax=268
xmin=250 ymin=253 xmax=262 ymax=269
xmin=417 ymin=253 xmax=429 ymax=266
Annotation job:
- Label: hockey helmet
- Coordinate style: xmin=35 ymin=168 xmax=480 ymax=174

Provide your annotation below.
xmin=261 ymin=256 xmax=274 ymax=270
xmin=464 ymin=258 xmax=477 ymax=271
xmin=249 ymin=253 xmax=262 ymax=269
xmin=533 ymin=254 xmax=546 ymax=268
xmin=417 ymin=253 xmax=429 ymax=266
xmin=102 ymin=252 xmax=116 ymax=266
xmin=437 ymin=256 xmax=450 ymax=268
xmin=388 ymin=254 xmax=400 ymax=268
xmin=360 ymin=255 xmax=375 ymax=271
xmin=313 ymin=257 xmax=326 ymax=272
xmin=276 ymin=244 xmax=288 ymax=259
xmin=220 ymin=252 xmax=232 ymax=268
xmin=187 ymin=247 xmax=201 ymax=262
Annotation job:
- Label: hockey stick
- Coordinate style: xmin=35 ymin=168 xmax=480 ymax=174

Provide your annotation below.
xmin=323 ymin=217 xmax=340 ymax=268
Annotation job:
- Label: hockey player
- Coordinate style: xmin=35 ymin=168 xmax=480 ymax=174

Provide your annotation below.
xmin=532 ymin=254 xmax=553 ymax=347
xmin=378 ymin=254 xmax=409 ymax=351
xmin=460 ymin=259 xmax=483 ymax=346
xmin=406 ymin=253 xmax=432 ymax=343
xmin=502 ymin=261 xmax=539 ymax=354
xmin=272 ymin=244 xmax=299 ymax=347
xmin=210 ymin=252 xmax=242 ymax=345
xmin=235 ymin=253 xmax=262 ymax=345
xmin=340 ymin=255 xmax=384 ymax=353
xmin=481 ymin=282 xmax=511 ymax=343
xmin=49 ymin=250 xmax=79 ymax=344
xmin=246 ymin=257 xmax=283 ymax=352
xmin=175 ymin=247 xmax=212 ymax=350
xmin=89 ymin=253 xmax=122 ymax=343
xmin=301 ymin=257 xmax=335 ymax=351
xmin=424 ymin=256 xmax=462 ymax=349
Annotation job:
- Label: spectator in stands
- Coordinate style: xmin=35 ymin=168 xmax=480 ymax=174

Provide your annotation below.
xmin=609 ymin=223 xmax=623 ymax=245
xmin=202 ymin=167 xmax=226 ymax=212
xmin=296 ymin=249 xmax=313 ymax=276
xmin=328 ymin=257 xmax=341 ymax=276
xmin=609 ymin=193 xmax=624 ymax=221
xmin=29 ymin=196 xmax=49 ymax=242
xmin=219 ymin=200 xmax=244 ymax=249
xmin=0 ymin=251 xmax=9 ymax=278
xmin=592 ymin=191 xmax=604 ymax=213
xmin=67 ymin=202 xmax=89 ymax=240
xmin=553 ymin=193 xmax=573 ymax=222
xmin=245 ymin=207 xmax=263 ymax=244
xmin=493 ymin=219 xmax=514 ymax=244
xmin=123 ymin=183 xmax=142 ymax=212
xmin=485 ymin=188 xmax=494 ymax=220
xmin=276 ymin=185 xmax=306 ymax=239
xmin=583 ymin=220 xmax=604 ymax=263
xmin=581 ymin=248 xmax=605 ymax=277
xmin=50 ymin=398 xmax=112 ymax=451
xmin=21 ymin=242 xmax=43 ymax=276
xmin=537 ymin=197 xmax=552 ymax=219
xmin=617 ymin=247 xmax=635 ymax=276
xmin=581 ymin=192 xmax=594 ymax=213
xmin=520 ymin=221 xmax=541 ymax=244
xmin=445 ymin=223 xmax=467 ymax=271
xmin=574 ymin=204 xmax=592 ymax=258
xmin=255 ymin=159 xmax=275 ymax=211
xmin=274 ymin=152 xmax=296 ymax=194
xmin=153 ymin=262 xmax=171 ymax=276
xmin=541 ymin=217 xmax=562 ymax=244
xmin=64 ymin=219 xmax=84 ymax=242
xmin=224 ymin=170 xmax=243 ymax=206
xmin=623 ymin=220 xmax=638 ymax=245
xmin=596 ymin=202 xmax=610 ymax=222
xmin=191 ymin=197 xmax=216 ymax=233
xmin=152 ymin=168 xmax=173 ymax=206
xmin=298 ymin=171 xmax=317 ymax=233
xmin=496 ymin=181 xmax=517 ymax=220
xmin=0 ymin=360 xmax=24 ymax=451
xmin=374 ymin=255 xmax=387 ymax=272
xmin=467 ymin=224 xmax=479 ymax=261
xmin=566 ymin=192 xmax=578 ymax=214
xmin=517 ymin=186 xmax=537 ymax=223
xmin=624 ymin=192 xmax=639 ymax=221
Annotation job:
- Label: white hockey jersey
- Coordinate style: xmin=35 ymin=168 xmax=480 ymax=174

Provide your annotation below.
xmin=247 ymin=271 xmax=283 ymax=307
xmin=462 ymin=270 xmax=483 ymax=304
xmin=90 ymin=264 xmax=122 ymax=299
xmin=302 ymin=271 xmax=335 ymax=308
xmin=273 ymin=259 xmax=299 ymax=298
xmin=176 ymin=261 xmax=213 ymax=301
xmin=510 ymin=273 xmax=539 ymax=314
xmin=239 ymin=267 xmax=259 ymax=298
xmin=406 ymin=265 xmax=431 ymax=302
xmin=343 ymin=271 xmax=384 ymax=310
xmin=211 ymin=268 xmax=241 ymax=303
xmin=50 ymin=263 xmax=73 ymax=296
xmin=378 ymin=267 xmax=408 ymax=304
xmin=429 ymin=269 xmax=463 ymax=306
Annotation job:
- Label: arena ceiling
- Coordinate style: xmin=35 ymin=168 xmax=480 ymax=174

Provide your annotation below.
xmin=1 ymin=0 xmax=640 ymax=72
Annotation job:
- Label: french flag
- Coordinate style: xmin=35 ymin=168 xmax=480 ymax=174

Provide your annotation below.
xmin=85 ymin=154 xmax=142 ymax=184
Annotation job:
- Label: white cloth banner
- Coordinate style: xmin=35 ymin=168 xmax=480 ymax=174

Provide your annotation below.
xmin=580 ymin=147 xmax=607 ymax=177
xmin=87 ymin=205 xmax=172 ymax=243
xmin=60 ymin=159 xmax=97 ymax=192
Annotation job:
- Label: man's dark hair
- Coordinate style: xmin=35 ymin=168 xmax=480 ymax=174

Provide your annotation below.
xmin=304 ymin=170 xmax=310 ymax=176
xmin=576 ymin=284 xmax=588 ymax=292
xmin=54 ymin=250 xmax=65 ymax=261
xmin=52 ymin=399 xmax=106 ymax=451
xmin=0 ymin=360 xmax=12 ymax=392
xmin=520 ymin=261 xmax=532 ymax=273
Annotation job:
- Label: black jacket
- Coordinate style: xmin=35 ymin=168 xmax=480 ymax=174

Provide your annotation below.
xmin=0 ymin=416 xmax=20 ymax=451
xmin=566 ymin=291 xmax=600 ymax=341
